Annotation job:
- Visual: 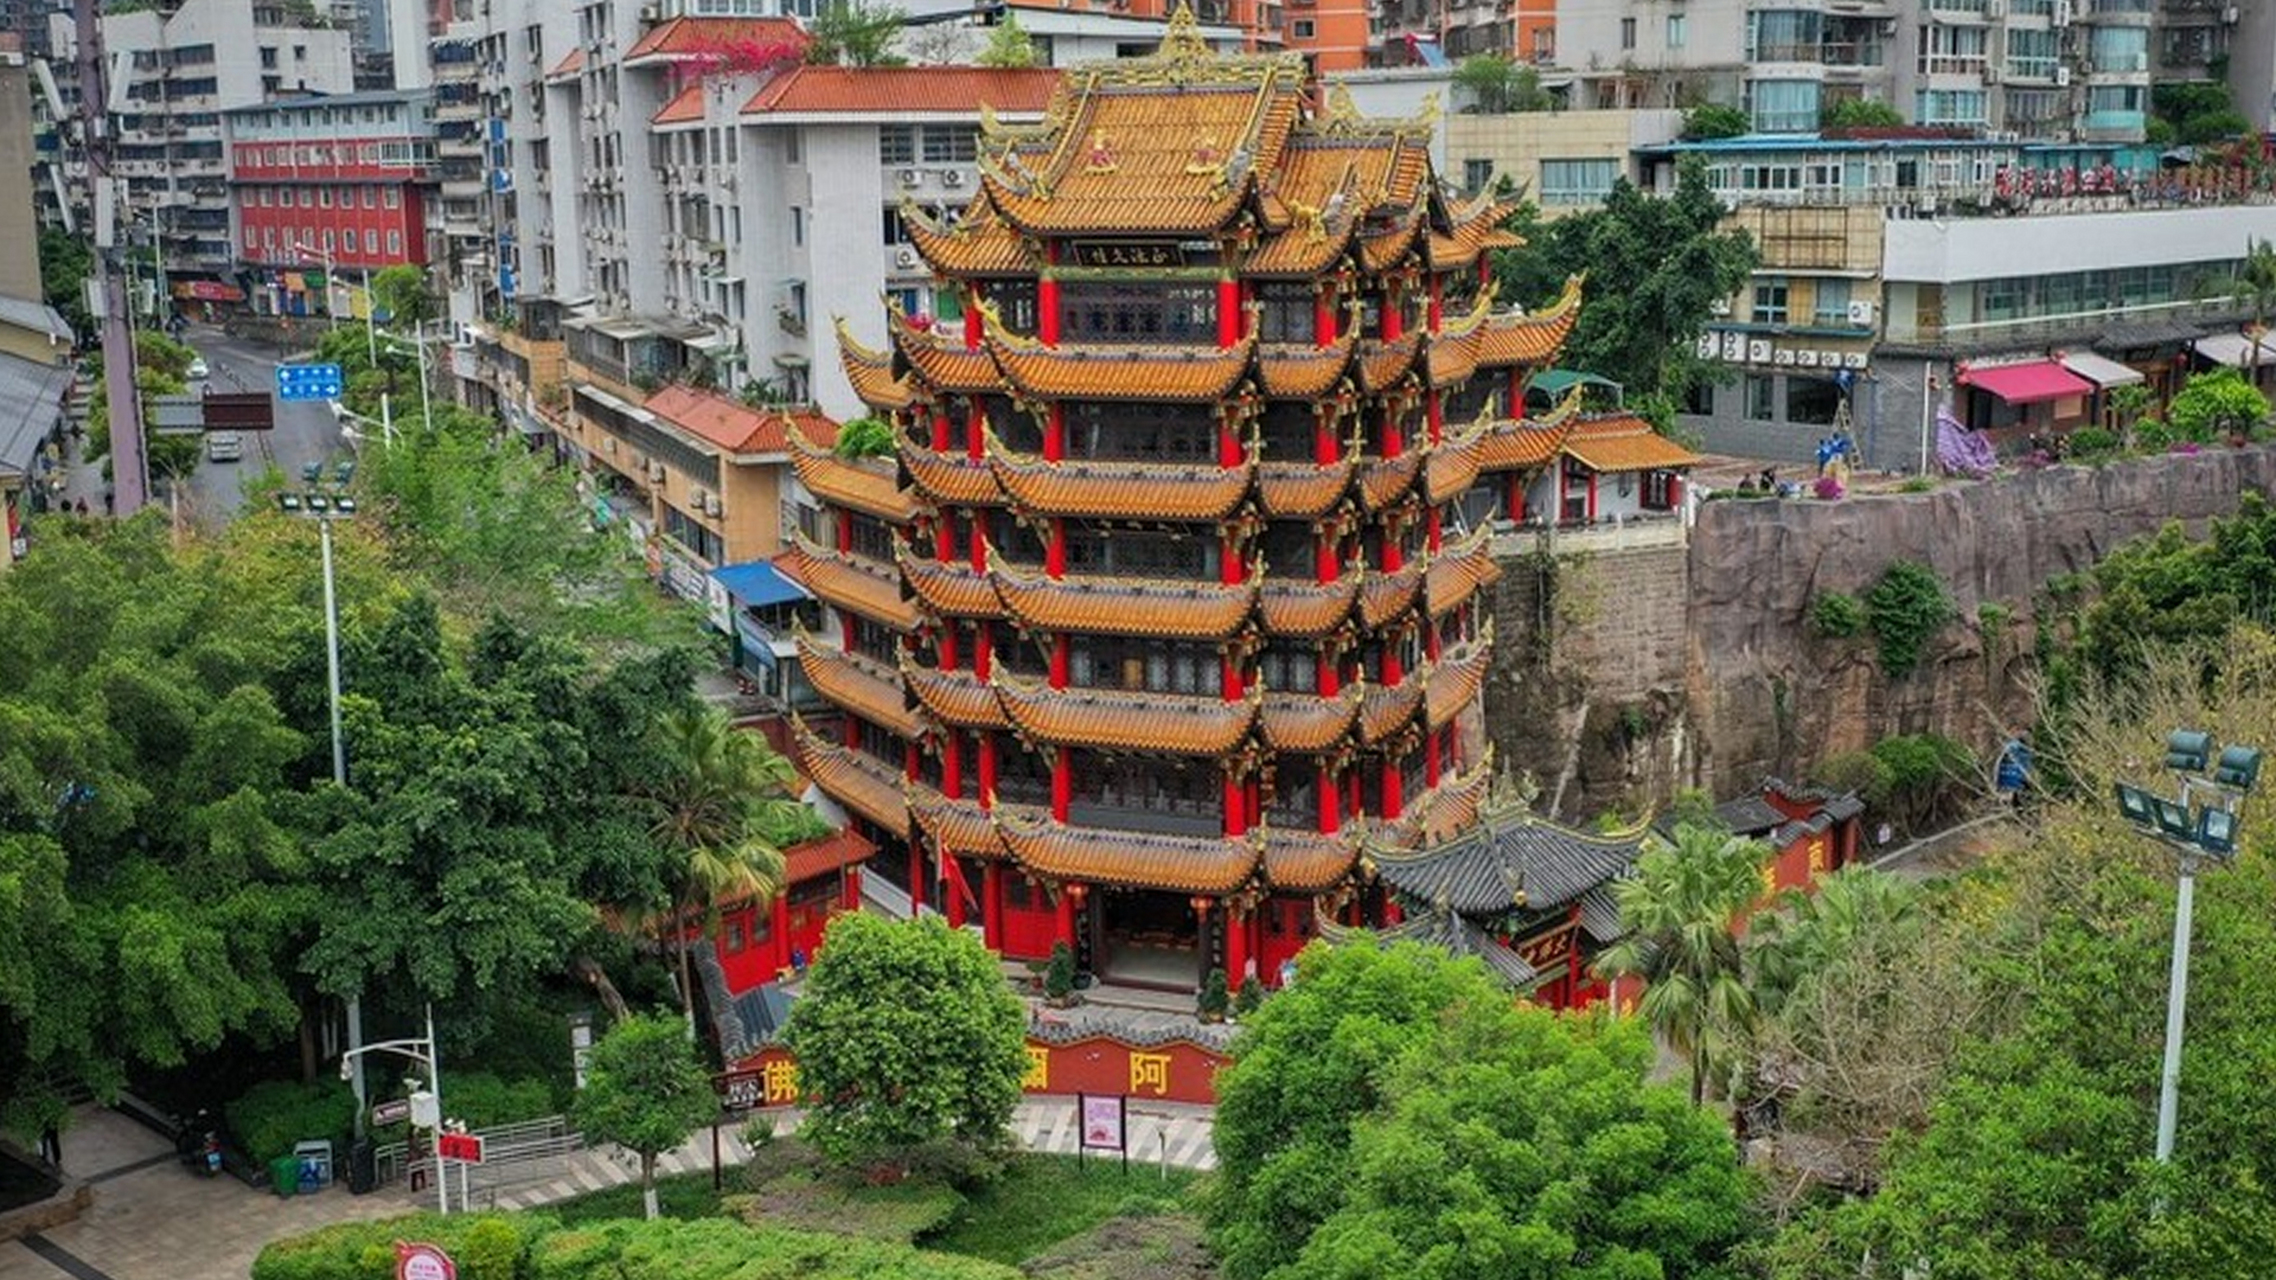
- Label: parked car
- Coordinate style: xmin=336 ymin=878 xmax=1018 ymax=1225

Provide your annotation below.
xmin=206 ymin=432 xmax=242 ymax=463
xmin=301 ymin=462 xmax=323 ymax=483
xmin=186 ymin=356 xmax=210 ymax=381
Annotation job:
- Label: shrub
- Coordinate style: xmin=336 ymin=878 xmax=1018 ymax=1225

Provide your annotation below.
xmin=833 ymin=415 xmax=898 ymax=459
xmin=2067 ymin=426 xmax=2120 ymax=458
xmin=1043 ymin=941 xmax=1075 ymax=1004
xmin=1682 ymin=103 xmax=1750 ymax=140
xmin=1234 ymin=977 xmax=1263 ymax=1017
xmin=1809 ymin=592 xmax=1867 ymax=639
xmin=1977 ymin=602 xmax=2013 ymax=633
xmin=1813 ymin=750 xmax=1894 ymax=805
xmin=444 ymin=1071 xmax=558 ymax=1130
xmin=252 ymin=1214 xmax=539 ymax=1280
xmin=1196 ymin=969 xmax=1229 ymax=1022
xmin=2169 ymin=367 xmax=2270 ymax=443
xmin=1898 ymin=476 xmax=1937 ymax=494
xmin=1865 ymin=561 xmax=1954 ymax=678
xmin=1868 ymin=733 xmax=1977 ymax=832
xmin=224 ymin=1079 xmax=357 ymax=1168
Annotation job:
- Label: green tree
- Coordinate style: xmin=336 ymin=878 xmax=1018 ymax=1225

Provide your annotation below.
xmin=1211 ymin=942 xmax=1752 ymax=1280
xmin=1819 ymin=97 xmax=1904 ymax=130
xmin=1594 ymin=823 xmax=1766 ymax=1105
xmin=1494 ymin=156 xmax=1758 ymax=403
xmin=370 ymin=264 xmax=440 ymax=330
xmin=1682 ymin=103 xmax=1751 ymax=140
xmin=2168 ymin=367 xmax=2269 ymax=443
xmin=639 ymin=707 xmax=802 ymax=1027
xmin=781 ymin=915 xmax=1027 ymax=1171
xmin=1745 ymin=866 xmax=1924 ymax=1016
xmin=805 ymin=0 xmax=905 ymax=66
xmin=832 ymin=415 xmax=898 ymax=459
xmin=39 ymin=227 xmax=93 ymax=338
xmin=1452 ymin=54 xmax=1550 ymax=114
xmin=1863 ymin=559 xmax=1953 ymax=678
xmin=2072 ymin=494 xmax=2276 ymax=684
xmin=574 ymin=1012 xmax=718 ymax=1219
xmin=974 ymin=11 xmax=1037 ymax=67
xmin=2230 ymin=238 xmax=2276 ymax=370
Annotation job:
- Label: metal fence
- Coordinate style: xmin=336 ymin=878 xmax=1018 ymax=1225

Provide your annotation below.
xmin=374 ymin=1115 xmax=584 ymax=1208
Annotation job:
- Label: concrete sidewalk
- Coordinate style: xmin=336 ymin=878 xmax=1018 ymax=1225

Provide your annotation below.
xmin=0 ymin=1097 xmax=1216 ymax=1280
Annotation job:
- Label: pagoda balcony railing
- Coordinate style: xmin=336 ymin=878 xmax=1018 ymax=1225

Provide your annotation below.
xmin=1066 ymin=800 xmax=1226 ymax=840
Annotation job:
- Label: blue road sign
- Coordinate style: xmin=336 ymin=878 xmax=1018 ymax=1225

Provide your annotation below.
xmin=1996 ymin=739 xmax=2032 ymax=793
xmin=276 ymin=362 xmax=345 ymax=402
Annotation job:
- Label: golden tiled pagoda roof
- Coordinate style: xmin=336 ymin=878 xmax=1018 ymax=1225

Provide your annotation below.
xmin=1424 ymin=194 xmax=1525 ymax=270
xmin=996 ymin=810 xmax=1260 ymax=895
xmin=1424 ymin=289 xmax=1498 ymax=390
xmin=987 ymin=435 xmax=1253 ymax=521
xmin=1262 ymin=825 xmax=1360 ymax=893
xmin=1563 ymin=413 xmax=1703 ymax=473
xmin=1424 ymin=628 xmax=1492 ymax=730
xmin=1357 ymin=449 xmax=1424 ymax=513
xmin=793 ymin=716 xmax=909 ymax=833
xmin=837 ymin=319 xmax=918 ymax=412
xmin=888 ymin=306 xmax=999 ymax=394
xmin=1360 ymin=557 xmax=1426 ymax=629
xmin=1424 ymin=411 xmax=1492 ymax=505
xmin=1475 ymin=275 xmax=1585 ymax=369
xmin=1360 ymin=678 xmax=1424 ymax=745
xmin=1255 ymin=329 xmax=1357 ymax=399
xmin=790 ymin=427 xmax=919 ymax=524
xmin=1257 ymin=457 xmax=1355 ymax=520
xmin=1258 ymin=112 xmax=1430 ymax=234
xmin=898 ymin=440 xmax=1006 ymax=508
xmin=990 ymin=558 xmax=1262 ymax=641
xmin=910 ymin=783 xmax=1022 ymax=859
xmin=904 ymin=195 xmax=1034 ymax=277
xmin=984 ymin=324 xmax=1258 ymax=403
xmin=784 ymin=533 xmax=922 ymax=631
xmin=896 ymin=545 xmax=1005 ymax=618
xmin=797 ymin=630 xmax=926 ymax=740
xmin=1426 ymin=524 xmax=1500 ymax=618
xmin=1244 ymin=193 xmax=1361 ymax=278
xmin=995 ymin=673 xmax=1261 ymax=755
xmin=1356 ymin=329 xmax=1425 ymax=395
xmin=1478 ymin=387 xmax=1584 ymax=472
xmin=1260 ymin=682 xmax=1365 ymax=752
xmin=977 ymin=8 xmax=1306 ymax=238
xmin=1357 ymin=202 xmax=1430 ymax=273
xmin=901 ymin=654 xmax=1010 ymax=729
xmin=1260 ymin=571 xmax=1362 ymax=638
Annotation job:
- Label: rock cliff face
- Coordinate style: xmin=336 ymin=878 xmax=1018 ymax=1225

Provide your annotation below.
xmin=1485 ymin=447 xmax=2276 ymax=821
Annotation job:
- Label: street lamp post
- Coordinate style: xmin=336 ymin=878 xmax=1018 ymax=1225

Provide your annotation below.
xmin=378 ymin=326 xmax=435 ymax=430
xmin=338 ymin=1003 xmax=450 ymax=1216
xmin=2114 ymin=731 xmax=2263 ymax=1165
xmin=291 ymin=239 xmax=371 ymax=357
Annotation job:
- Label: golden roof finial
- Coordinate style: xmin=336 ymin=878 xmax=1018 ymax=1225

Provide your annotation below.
xmin=1160 ymin=0 xmax=1212 ymax=62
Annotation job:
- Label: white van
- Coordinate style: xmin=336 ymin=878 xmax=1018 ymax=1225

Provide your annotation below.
xmin=206 ymin=432 xmax=243 ymax=462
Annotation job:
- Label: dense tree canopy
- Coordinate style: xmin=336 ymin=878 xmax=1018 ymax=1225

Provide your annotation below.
xmin=575 ymin=1012 xmax=718 ymax=1220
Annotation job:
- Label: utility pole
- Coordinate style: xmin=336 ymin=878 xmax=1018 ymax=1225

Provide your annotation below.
xmin=73 ymin=0 xmax=149 ymax=516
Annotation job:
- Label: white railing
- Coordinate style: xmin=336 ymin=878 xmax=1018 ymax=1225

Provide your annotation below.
xmin=377 ymin=1114 xmax=583 ymax=1202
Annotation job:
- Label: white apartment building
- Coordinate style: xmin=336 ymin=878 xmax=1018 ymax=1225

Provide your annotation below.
xmin=46 ymin=0 xmax=355 ymax=282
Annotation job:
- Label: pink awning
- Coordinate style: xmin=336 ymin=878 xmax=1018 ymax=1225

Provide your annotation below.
xmin=1960 ymin=360 xmax=2094 ymax=406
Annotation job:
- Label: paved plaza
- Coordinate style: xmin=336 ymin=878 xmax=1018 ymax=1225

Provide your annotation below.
xmin=0 ymin=1098 xmax=1216 ymax=1280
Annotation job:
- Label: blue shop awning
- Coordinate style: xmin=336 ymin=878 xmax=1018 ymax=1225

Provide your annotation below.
xmin=711 ymin=559 xmax=808 ymax=608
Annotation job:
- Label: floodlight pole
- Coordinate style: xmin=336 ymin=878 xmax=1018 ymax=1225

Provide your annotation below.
xmin=2154 ymin=847 xmax=2198 ymax=1165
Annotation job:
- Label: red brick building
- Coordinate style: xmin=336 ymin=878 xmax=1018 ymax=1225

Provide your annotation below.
xmin=224 ymin=90 xmax=436 ymax=318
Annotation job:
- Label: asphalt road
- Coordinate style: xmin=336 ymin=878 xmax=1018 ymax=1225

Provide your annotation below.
xmin=177 ymin=323 xmax=354 ymax=527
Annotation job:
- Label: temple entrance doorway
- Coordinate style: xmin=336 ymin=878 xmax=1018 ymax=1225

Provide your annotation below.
xmin=1095 ymin=889 xmax=1203 ymax=991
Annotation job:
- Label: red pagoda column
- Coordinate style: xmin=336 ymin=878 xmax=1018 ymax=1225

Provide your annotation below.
xmin=1314 ymin=407 xmax=1339 ymax=465
xmin=945 ymin=855 xmax=967 ymax=928
xmin=1052 ymin=746 xmax=1071 ymax=821
xmin=935 ymin=514 xmax=956 ymax=562
xmin=1381 ymin=406 xmax=1404 ymax=458
xmin=1222 ymin=532 xmax=1243 ymax=586
xmin=1426 ymin=505 xmax=1442 ymax=555
xmin=1380 ymin=755 xmax=1403 ymax=820
xmin=1317 ymin=762 xmax=1340 ymax=833
xmin=1315 ymin=532 xmax=1337 ymax=584
xmin=939 ymin=620 xmax=959 ymax=669
xmin=978 ymin=730 xmax=998 ymax=804
xmin=909 ymin=843 xmax=926 ymax=913
xmin=1380 ymin=282 xmax=1403 ymax=342
xmin=1219 ymin=414 xmax=1242 ymax=468
xmin=1507 ymin=473 xmax=1526 ymax=523
xmin=1424 ymin=728 xmax=1441 ymax=787
xmin=964 ymin=287 xmax=984 ymax=350
xmin=1047 ymin=519 xmax=1068 ymax=578
xmin=932 ymin=409 xmax=953 ymax=451
xmin=1217 ymin=275 xmax=1240 ymax=348
xmin=982 ymin=860 xmax=1004 ymax=949
xmin=974 ymin=622 xmax=992 ymax=679
xmin=1225 ymin=904 xmax=1250 ymax=987
xmin=1317 ymin=643 xmax=1340 ymax=696
xmin=966 ymin=401 xmax=985 ymax=461
xmin=1427 ymin=274 xmax=1443 ymax=332
xmin=1045 ymin=403 xmax=1066 ymax=462
xmin=1224 ymin=764 xmax=1247 ymax=837
xmin=1426 ymin=387 xmax=1442 ymax=445
xmin=942 ymin=731 xmax=963 ymax=798
xmin=1314 ymin=284 xmax=1336 ymax=348
xmin=1039 ymin=245 xmax=1061 ymax=347
xmin=1050 ymin=634 xmax=1070 ymax=688
xmin=904 ymin=738 xmax=919 ymax=782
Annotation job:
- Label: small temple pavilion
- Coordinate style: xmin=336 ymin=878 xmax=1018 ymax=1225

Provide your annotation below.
xmin=786 ymin=7 xmax=1627 ymax=995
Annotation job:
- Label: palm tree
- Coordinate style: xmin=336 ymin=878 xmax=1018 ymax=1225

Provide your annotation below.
xmin=2234 ymin=237 xmax=2276 ymax=380
xmin=1744 ymin=866 xmax=1924 ymax=1017
xmin=641 ymin=707 xmax=800 ymax=1031
xmin=1594 ymin=823 xmax=1768 ymax=1106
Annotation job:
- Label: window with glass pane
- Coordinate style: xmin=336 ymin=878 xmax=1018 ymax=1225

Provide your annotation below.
xmin=1746 ymin=10 xmax=1822 ymax=61
xmin=920 ymin=126 xmax=979 ymax=163
xmin=2090 ymin=26 xmax=2148 ymax=73
xmin=1746 ymin=375 xmax=1776 ymax=421
xmin=1539 ymin=158 xmax=1618 ymax=206
xmin=878 ymin=125 xmax=915 ymax=165
xmin=1918 ymin=24 xmax=1987 ymax=74
xmin=1753 ymin=279 xmax=1790 ymax=324
xmin=2006 ymin=27 xmax=2057 ymax=80
xmin=1914 ymin=89 xmax=1987 ymax=125
xmin=1812 ymin=279 xmax=1852 ymax=326
xmin=1462 ymin=157 xmax=1493 ymax=193
xmin=1747 ymin=80 xmax=1821 ymax=133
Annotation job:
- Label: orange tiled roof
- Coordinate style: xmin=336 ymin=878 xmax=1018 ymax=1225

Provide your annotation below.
xmin=905 ymin=197 xmax=1034 ymax=277
xmin=1423 ymin=411 xmax=1490 ymax=504
xmin=652 ymin=84 xmax=707 ymax=127
xmin=784 ymin=827 xmax=877 ymax=886
xmin=1424 ymin=288 xmax=1498 ymax=390
xmin=1261 ymin=825 xmax=1359 ymax=893
xmin=797 ymin=630 xmax=925 ymax=740
xmin=889 ymin=307 xmax=999 ymax=394
xmin=896 ymin=547 xmax=1005 ymax=618
xmin=1478 ymin=399 xmax=1579 ymax=473
xmin=1360 ymin=558 xmax=1426 ymax=630
xmin=979 ymin=13 xmax=1306 ymax=237
xmin=1257 ymin=457 xmax=1354 ymax=520
xmin=1244 ymin=213 xmax=1358 ymax=278
xmin=790 ymin=427 xmax=919 ymax=524
xmin=902 ymin=657 xmax=1010 ymax=729
xmin=910 ymin=784 xmax=1020 ymax=858
xmin=644 ymin=384 xmax=821 ymax=454
xmin=997 ymin=810 xmax=1259 ymax=895
xmin=627 ymin=16 xmax=808 ymax=63
xmin=837 ymin=319 xmax=917 ymax=413
xmin=988 ymin=440 xmax=1252 ymax=521
xmin=793 ymin=717 xmax=909 ymax=834
xmin=1360 ymin=678 xmax=1424 ymax=745
xmin=1260 ymin=683 xmax=1365 ymax=753
xmin=1357 ymin=449 xmax=1423 ymax=513
xmin=1357 ymin=330 xmax=1424 ymax=395
xmin=899 ymin=440 xmax=1006 ymax=508
xmin=1476 ymin=275 xmax=1585 ymax=369
xmin=1259 ymin=571 xmax=1362 ymax=638
xmin=784 ymin=534 xmax=922 ymax=631
xmin=1255 ymin=330 xmax=1356 ymax=399
xmin=1383 ymin=751 xmax=1493 ymax=847
xmin=1259 ymin=92 xmax=1435 ymax=229
xmin=743 ymin=65 xmax=1060 ymax=116
xmin=1426 ymin=524 xmax=1500 ymax=618
xmin=1425 ymin=194 xmax=1526 ymax=270
xmin=544 ymin=48 xmax=584 ymax=80
xmin=985 ymin=326 xmax=1257 ymax=403
xmin=995 ymin=674 xmax=1260 ymax=755
xmin=1563 ymin=414 xmax=1703 ymax=474
xmin=1424 ymin=629 xmax=1492 ymax=730
xmin=1357 ymin=203 xmax=1430 ymax=273
xmin=990 ymin=559 xmax=1261 ymax=641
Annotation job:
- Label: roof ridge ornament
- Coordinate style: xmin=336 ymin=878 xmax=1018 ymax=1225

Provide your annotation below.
xmin=1158 ymin=0 xmax=1215 ymax=70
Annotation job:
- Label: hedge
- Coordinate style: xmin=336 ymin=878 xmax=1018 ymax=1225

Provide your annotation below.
xmin=225 ymin=1080 xmax=359 ymax=1168
xmin=251 ymin=1212 xmax=1023 ymax=1280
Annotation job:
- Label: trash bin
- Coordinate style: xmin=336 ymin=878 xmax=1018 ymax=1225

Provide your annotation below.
xmin=346 ymin=1139 xmax=376 ymax=1195
xmin=269 ymin=1155 xmax=300 ymax=1197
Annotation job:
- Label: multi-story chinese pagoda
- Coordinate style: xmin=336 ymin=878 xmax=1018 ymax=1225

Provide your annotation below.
xmin=788 ymin=8 xmax=1585 ymax=992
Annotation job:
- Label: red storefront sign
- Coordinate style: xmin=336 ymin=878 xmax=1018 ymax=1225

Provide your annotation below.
xmin=435 ymin=1132 xmax=485 ymax=1164
xmin=732 ymin=1032 xmax=1229 ymax=1108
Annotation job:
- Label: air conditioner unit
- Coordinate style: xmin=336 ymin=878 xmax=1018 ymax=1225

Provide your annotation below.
xmin=704 ymin=493 xmax=722 ymax=517
xmin=2225 ymin=6 xmax=2242 ymax=23
xmin=1820 ymin=351 xmax=1843 ymax=369
xmin=940 ymin=168 xmax=966 ymax=187
xmin=649 ymin=461 xmax=667 ymax=481
xmin=895 ymin=247 xmax=919 ymax=268
xmin=1708 ymin=297 xmax=1731 ymax=316
xmin=1747 ymin=339 xmax=1772 ymax=363
xmin=1843 ymin=352 xmax=1869 ymax=370
xmin=2055 ymin=65 xmax=2071 ymax=87
xmin=1773 ymin=347 xmax=1797 ymax=366
xmin=1796 ymin=350 xmax=1820 ymax=368
xmin=898 ymin=167 xmax=922 ymax=187
xmin=1847 ymin=299 xmax=1877 ymax=326
xmin=1981 ymin=64 xmax=2000 ymax=84
xmin=638 ymin=4 xmax=660 ymax=21
xmin=1985 ymin=0 xmax=2003 ymax=16
xmin=604 ymin=437 xmax=617 ymax=454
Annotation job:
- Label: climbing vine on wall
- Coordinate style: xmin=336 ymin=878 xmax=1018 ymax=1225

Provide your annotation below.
xmin=1865 ymin=561 xmax=1955 ymax=678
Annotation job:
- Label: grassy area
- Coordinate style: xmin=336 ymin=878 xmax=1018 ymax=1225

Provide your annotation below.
xmin=545 ymin=1146 xmax=1202 ymax=1268
xmin=922 ymin=1154 xmax=1199 ymax=1265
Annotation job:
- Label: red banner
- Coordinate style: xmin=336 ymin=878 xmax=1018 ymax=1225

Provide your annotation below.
xmin=732 ymin=1031 xmax=1231 ymax=1108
